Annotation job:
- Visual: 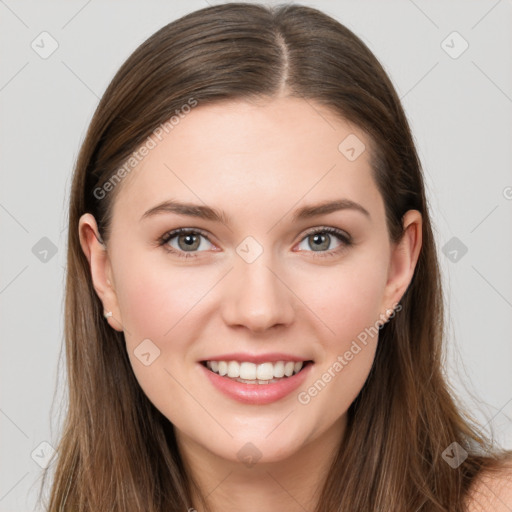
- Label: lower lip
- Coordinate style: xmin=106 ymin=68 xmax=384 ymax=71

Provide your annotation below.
xmin=200 ymin=362 xmax=313 ymax=405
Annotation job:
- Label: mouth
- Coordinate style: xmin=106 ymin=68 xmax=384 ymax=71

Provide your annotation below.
xmin=200 ymin=359 xmax=313 ymax=384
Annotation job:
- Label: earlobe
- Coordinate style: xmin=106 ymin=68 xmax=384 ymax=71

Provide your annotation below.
xmin=78 ymin=213 xmax=124 ymax=332
xmin=382 ymin=209 xmax=423 ymax=310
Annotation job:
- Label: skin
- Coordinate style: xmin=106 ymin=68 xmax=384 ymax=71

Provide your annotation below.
xmin=79 ymin=95 xmax=422 ymax=511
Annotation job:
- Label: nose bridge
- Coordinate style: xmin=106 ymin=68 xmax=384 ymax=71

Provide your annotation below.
xmin=220 ymin=237 xmax=295 ymax=331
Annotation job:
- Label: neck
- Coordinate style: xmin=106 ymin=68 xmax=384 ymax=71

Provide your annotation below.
xmin=177 ymin=415 xmax=347 ymax=512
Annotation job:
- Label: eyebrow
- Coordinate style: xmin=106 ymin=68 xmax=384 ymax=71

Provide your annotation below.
xmin=140 ymin=198 xmax=371 ymax=224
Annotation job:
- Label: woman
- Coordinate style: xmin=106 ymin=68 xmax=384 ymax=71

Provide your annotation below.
xmin=39 ymin=3 xmax=512 ymax=511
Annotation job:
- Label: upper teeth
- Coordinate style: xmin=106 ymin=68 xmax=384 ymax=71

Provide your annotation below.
xmin=206 ymin=360 xmax=304 ymax=380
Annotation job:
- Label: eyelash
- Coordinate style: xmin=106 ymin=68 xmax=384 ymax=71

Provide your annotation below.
xmin=157 ymin=226 xmax=353 ymax=260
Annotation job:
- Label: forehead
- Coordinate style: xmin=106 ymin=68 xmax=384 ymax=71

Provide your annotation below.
xmin=111 ymin=96 xmax=381 ymax=224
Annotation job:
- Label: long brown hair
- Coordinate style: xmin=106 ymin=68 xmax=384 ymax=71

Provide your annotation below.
xmin=39 ymin=3 xmax=511 ymax=510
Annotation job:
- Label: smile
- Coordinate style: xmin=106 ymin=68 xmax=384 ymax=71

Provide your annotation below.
xmin=200 ymin=359 xmax=314 ymax=404
xmin=203 ymin=360 xmax=307 ymax=384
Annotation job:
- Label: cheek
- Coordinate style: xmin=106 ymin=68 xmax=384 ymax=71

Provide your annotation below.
xmin=111 ymin=254 xmax=211 ymax=418
xmin=113 ymin=252 xmax=212 ymax=342
xmin=293 ymin=254 xmax=388 ymax=421
xmin=294 ymin=263 xmax=385 ymax=426
xmin=299 ymin=256 xmax=388 ymax=345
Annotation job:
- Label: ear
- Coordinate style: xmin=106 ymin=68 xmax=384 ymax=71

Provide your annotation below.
xmin=380 ymin=209 xmax=423 ymax=315
xmin=78 ymin=213 xmax=124 ymax=332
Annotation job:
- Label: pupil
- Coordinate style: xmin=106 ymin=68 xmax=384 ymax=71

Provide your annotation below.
xmin=180 ymin=234 xmax=199 ymax=250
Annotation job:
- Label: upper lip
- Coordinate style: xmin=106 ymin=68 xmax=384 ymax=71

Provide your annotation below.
xmin=201 ymin=352 xmax=313 ymax=364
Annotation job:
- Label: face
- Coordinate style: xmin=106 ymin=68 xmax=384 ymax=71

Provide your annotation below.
xmin=80 ymin=96 xmax=421 ymax=467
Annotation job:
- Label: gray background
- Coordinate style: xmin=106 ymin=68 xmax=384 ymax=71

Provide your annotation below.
xmin=1 ymin=0 xmax=511 ymax=510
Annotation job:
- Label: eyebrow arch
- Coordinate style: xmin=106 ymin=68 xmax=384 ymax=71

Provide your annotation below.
xmin=141 ymin=200 xmax=231 ymax=224
xmin=292 ymin=199 xmax=371 ymax=221
xmin=140 ymin=198 xmax=371 ymax=224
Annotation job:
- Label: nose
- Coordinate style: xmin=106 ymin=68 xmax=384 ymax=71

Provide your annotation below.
xmin=220 ymin=251 xmax=296 ymax=333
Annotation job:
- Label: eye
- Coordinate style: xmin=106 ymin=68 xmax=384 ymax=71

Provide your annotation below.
xmin=157 ymin=226 xmax=352 ymax=260
xmin=296 ymin=227 xmax=352 ymax=257
xmin=158 ymin=228 xmax=214 ymax=258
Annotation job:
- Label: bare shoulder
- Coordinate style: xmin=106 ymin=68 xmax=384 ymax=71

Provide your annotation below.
xmin=465 ymin=459 xmax=512 ymax=512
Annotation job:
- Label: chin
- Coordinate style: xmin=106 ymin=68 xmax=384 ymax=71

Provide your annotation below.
xmin=209 ymin=425 xmax=311 ymax=467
